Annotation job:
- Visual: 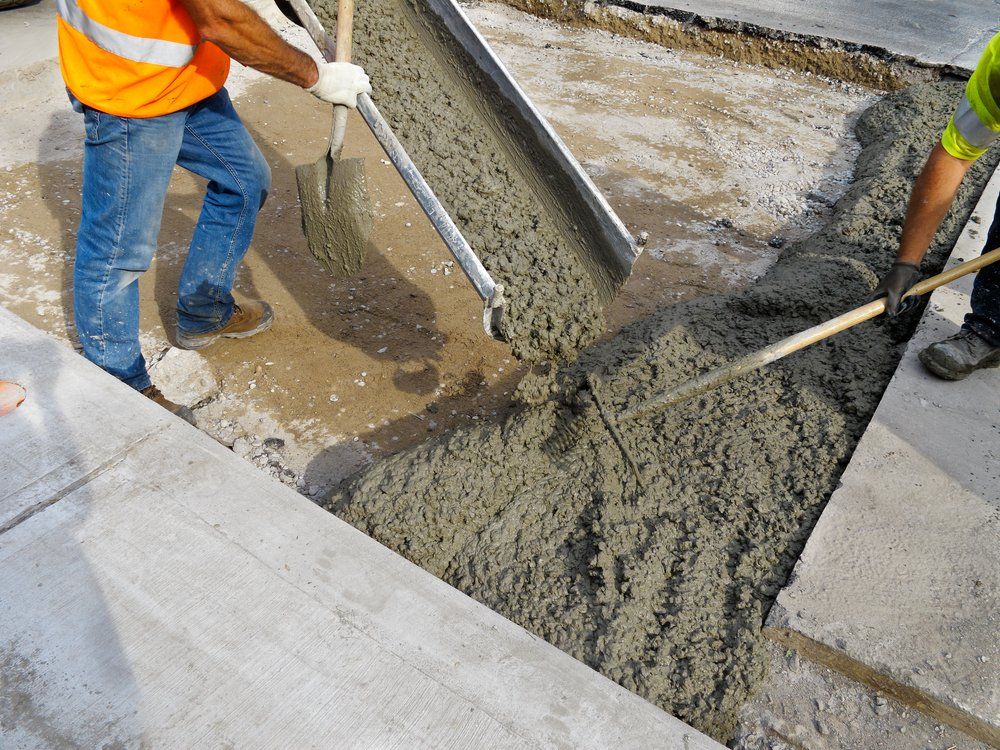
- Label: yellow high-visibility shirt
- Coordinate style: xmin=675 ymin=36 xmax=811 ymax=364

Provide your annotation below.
xmin=942 ymin=32 xmax=1000 ymax=161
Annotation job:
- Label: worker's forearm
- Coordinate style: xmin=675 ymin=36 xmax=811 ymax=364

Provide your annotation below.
xmin=896 ymin=142 xmax=974 ymax=265
xmin=183 ymin=0 xmax=319 ymax=88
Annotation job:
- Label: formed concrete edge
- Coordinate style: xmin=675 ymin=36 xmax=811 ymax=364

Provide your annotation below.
xmin=762 ymin=623 xmax=999 ymax=747
xmin=494 ymin=0 xmax=982 ymax=90
xmin=597 ymin=0 xmax=972 ymax=71
xmin=763 ymin=163 xmax=1000 ymax=747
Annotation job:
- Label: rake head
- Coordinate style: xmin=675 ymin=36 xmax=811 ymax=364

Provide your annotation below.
xmin=542 ymin=373 xmax=645 ymax=488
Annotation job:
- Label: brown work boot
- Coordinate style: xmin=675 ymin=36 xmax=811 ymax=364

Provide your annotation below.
xmin=141 ymin=385 xmax=196 ymax=425
xmin=175 ymin=300 xmax=274 ymax=351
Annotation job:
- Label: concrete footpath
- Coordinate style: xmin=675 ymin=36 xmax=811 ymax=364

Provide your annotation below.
xmin=765 ymin=169 xmax=1000 ymax=744
xmin=0 ymin=307 xmax=721 ymax=748
xmin=600 ymin=0 xmax=999 ymax=70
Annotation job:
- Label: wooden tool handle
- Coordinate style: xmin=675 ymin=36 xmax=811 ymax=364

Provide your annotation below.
xmin=335 ymin=0 xmax=354 ymax=63
xmin=906 ymin=247 xmax=1000 ymax=297
xmin=328 ymin=0 xmax=355 ymax=158
xmin=621 ymin=247 xmax=1000 ymax=423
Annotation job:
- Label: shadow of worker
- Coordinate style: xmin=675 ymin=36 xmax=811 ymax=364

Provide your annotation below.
xmin=0 ymin=308 xmax=144 ymax=746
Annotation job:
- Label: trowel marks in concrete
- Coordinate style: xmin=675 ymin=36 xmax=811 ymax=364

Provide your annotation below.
xmin=328 ymin=81 xmax=998 ymax=742
xmin=311 ymin=0 xmax=608 ymax=363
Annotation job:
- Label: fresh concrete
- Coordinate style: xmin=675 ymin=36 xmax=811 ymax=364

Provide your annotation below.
xmin=609 ymin=0 xmax=1000 ymax=70
xmin=765 ymin=167 xmax=1000 ymax=745
xmin=0 ymin=307 xmax=722 ymax=748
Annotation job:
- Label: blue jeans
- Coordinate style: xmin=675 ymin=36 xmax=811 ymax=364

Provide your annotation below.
xmin=965 ymin=199 xmax=1000 ymax=346
xmin=72 ymin=88 xmax=270 ymax=390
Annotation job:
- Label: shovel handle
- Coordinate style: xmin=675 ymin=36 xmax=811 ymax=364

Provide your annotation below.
xmin=329 ymin=0 xmax=355 ymax=159
xmin=621 ymin=246 xmax=1000 ymax=423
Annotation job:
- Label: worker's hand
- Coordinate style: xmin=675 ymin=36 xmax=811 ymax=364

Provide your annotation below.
xmin=240 ymin=0 xmax=291 ymax=31
xmin=870 ymin=261 xmax=921 ymax=315
xmin=307 ymin=62 xmax=372 ymax=108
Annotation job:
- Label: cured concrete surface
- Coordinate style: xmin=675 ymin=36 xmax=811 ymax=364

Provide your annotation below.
xmin=608 ymin=0 xmax=1000 ymax=70
xmin=765 ymin=167 xmax=1000 ymax=746
xmin=0 ymin=307 xmax=722 ymax=748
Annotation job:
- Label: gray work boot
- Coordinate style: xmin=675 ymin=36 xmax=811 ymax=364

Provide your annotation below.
xmin=141 ymin=385 xmax=197 ymax=425
xmin=918 ymin=329 xmax=1000 ymax=381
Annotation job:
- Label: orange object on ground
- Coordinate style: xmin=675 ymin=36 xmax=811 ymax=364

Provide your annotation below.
xmin=0 ymin=381 xmax=26 ymax=417
xmin=56 ymin=0 xmax=230 ymax=118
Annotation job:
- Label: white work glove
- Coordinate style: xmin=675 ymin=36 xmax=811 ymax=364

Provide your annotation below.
xmin=307 ymin=61 xmax=372 ymax=108
xmin=241 ymin=0 xmax=292 ymax=32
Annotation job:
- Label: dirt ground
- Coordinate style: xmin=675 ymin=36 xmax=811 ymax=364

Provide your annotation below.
xmin=0 ymin=2 xmax=871 ymax=495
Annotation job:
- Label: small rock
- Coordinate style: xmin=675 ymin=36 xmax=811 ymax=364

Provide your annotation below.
xmin=806 ymin=189 xmax=836 ymax=207
xmin=874 ymin=696 xmax=889 ymax=716
xmin=147 ymin=346 xmax=220 ymax=405
xmin=768 ymin=235 xmax=786 ymax=249
xmin=231 ymin=437 xmax=252 ymax=458
xmin=263 ymin=437 xmax=285 ymax=450
xmin=786 ymin=649 xmax=799 ymax=672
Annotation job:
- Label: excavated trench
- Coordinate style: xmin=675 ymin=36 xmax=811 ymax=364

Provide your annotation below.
xmin=496 ymin=0 xmax=951 ymax=90
xmin=309 ymin=0 xmax=994 ymax=743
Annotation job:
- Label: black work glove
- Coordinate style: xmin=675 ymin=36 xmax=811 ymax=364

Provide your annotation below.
xmin=870 ymin=261 xmax=922 ymax=316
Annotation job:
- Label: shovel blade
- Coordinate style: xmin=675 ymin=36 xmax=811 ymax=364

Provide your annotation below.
xmin=296 ymin=154 xmax=373 ymax=277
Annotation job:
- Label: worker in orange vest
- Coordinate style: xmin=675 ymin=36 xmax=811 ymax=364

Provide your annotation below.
xmin=57 ymin=0 xmax=371 ymax=422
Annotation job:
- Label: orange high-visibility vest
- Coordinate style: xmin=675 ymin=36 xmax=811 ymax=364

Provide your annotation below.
xmin=56 ymin=0 xmax=230 ymax=119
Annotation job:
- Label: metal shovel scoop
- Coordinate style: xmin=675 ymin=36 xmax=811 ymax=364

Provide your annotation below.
xmin=295 ymin=0 xmax=373 ymax=277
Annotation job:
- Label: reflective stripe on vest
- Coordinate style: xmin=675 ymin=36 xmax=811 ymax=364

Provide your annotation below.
xmin=56 ymin=0 xmax=197 ymax=68
xmin=953 ymin=95 xmax=998 ymax=150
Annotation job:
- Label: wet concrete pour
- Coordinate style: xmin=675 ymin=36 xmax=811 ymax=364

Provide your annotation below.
xmin=329 ymin=79 xmax=998 ymax=742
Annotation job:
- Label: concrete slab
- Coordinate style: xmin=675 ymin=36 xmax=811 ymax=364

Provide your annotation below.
xmin=604 ymin=0 xmax=1000 ymax=70
xmin=765 ymin=168 xmax=1000 ymax=745
xmin=0 ymin=307 xmax=174 ymax=530
xmin=0 ymin=308 xmax=722 ymax=748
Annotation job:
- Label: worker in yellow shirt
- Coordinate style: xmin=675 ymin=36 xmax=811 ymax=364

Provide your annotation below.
xmin=872 ymin=33 xmax=1000 ymax=380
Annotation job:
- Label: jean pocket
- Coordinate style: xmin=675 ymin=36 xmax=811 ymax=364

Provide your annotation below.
xmin=83 ymin=108 xmax=103 ymax=142
xmin=66 ymin=88 xmax=85 ymax=114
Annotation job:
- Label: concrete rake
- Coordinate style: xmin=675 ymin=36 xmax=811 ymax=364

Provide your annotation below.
xmin=550 ymin=247 xmax=1000 ymax=487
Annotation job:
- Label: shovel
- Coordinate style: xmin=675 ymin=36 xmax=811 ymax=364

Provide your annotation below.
xmin=295 ymin=0 xmax=373 ymax=277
